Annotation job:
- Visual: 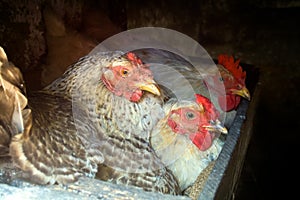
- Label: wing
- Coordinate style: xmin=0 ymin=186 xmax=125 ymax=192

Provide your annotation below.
xmin=72 ymin=92 xmax=180 ymax=194
xmin=95 ymin=133 xmax=181 ymax=195
xmin=9 ymin=92 xmax=100 ymax=185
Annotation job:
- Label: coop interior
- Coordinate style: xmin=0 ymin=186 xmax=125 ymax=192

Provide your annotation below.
xmin=0 ymin=0 xmax=299 ymax=199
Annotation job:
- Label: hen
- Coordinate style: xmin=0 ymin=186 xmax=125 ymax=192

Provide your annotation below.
xmin=150 ymin=94 xmax=227 ymax=192
xmin=2 ymin=48 xmax=180 ymax=195
xmin=204 ymin=54 xmax=250 ymax=124
xmin=204 ymin=54 xmax=250 ymax=112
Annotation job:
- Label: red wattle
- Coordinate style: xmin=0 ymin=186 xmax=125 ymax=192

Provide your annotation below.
xmin=167 ymin=118 xmax=179 ymax=133
xmin=130 ymin=90 xmax=143 ymax=102
xmin=190 ymin=132 xmax=212 ymax=151
xmin=219 ymin=94 xmax=241 ymax=112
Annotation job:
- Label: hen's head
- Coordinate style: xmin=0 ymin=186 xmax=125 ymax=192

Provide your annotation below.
xmin=101 ymin=52 xmax=160 ymax=102
xmin=207 ymin=54 xmax=250 ymax=111
xmin=167 ymin=94 xmax=227 ymax=151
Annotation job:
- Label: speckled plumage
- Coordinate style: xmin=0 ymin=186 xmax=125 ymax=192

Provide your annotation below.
xmin=8 ymin=51 xmax=180 ymax=195
xmin=10 ymin=92 xmax=99 ymax=184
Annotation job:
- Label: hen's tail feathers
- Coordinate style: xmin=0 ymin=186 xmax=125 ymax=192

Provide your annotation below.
xmin=0 ymin=46 xmax=29 ymax=156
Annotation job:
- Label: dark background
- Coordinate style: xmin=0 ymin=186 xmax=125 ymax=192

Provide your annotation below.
xmin=1 ymin=0 xmax=299 ymax=199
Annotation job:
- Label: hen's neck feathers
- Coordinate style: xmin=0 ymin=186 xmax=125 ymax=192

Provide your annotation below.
xmin=42 ymin=52 xmax=121 ymax=98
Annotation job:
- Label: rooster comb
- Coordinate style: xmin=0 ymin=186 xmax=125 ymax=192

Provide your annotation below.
xmin=126 ymin=52 xmax=143 ymax=65
xmin=218 ymin=54 xmax=246 ymax=82
xmin=195 ymin=94 xmax=219 ymax=120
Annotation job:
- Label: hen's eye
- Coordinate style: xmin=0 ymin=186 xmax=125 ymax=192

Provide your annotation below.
xmin=186 ymin=112 xmax=195 ymax=119
xmin=237 ymin=84 xmax=242 ymax=89
xmin=121 ymin=68 xmax=129 ymax=77
xmin=219 ymin=77 xmax=224 ymax=82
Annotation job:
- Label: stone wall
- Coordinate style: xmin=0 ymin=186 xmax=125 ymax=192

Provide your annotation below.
xmin=0 ymin=0 xmax=125 ymax=90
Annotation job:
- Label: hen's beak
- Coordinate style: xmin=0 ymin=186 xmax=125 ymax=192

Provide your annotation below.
xmin=231 ymin=87 xmax=251 ymax=101
xmin=137 ymin=80 xmax=161 ymax=96
xmin=203 ymin=120 xmax=228 ymax=135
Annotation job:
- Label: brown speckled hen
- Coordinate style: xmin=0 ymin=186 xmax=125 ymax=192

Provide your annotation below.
xmin=7 ymin=50 xmax=180 ymax=195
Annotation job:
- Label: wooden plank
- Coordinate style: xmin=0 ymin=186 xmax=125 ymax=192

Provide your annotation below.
xmin=198 ymin=65 xmax=261 ymax=200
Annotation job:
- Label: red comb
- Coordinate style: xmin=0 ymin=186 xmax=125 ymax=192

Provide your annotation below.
xmin=195 ymin=94 xmax=219 ymax=120
xmin=126 ymin=52 xmax=143 ymax=65
xmin=218 ymin=54 xmax=246 ymax=82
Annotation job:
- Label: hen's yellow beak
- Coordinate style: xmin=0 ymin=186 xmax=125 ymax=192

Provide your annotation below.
xmin=231 ymin=87 xmax=251 ymax=101
xmin=138 ymin=81 xmax=161 ymax=96
xmin=203 ymin=120 xmax=228 ymax=135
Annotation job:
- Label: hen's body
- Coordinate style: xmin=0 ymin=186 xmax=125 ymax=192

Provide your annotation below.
xmin=6 ymin=50 xmax=180 ymax=195
xmin=151 ymin=98 xmax=225 ymax=192
xmin=151 ymin=119 xmax=224 ymax=191
xmin=10 ymin=92 xmax=99 ymax=184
